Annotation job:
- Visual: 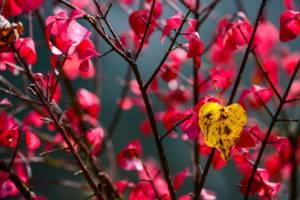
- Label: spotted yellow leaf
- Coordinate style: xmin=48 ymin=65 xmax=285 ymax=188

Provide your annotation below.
xmin=198 ymin=102 xmax=247 ymax=161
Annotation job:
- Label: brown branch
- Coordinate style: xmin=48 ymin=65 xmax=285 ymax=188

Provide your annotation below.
xmin=144 ymin=9 xmax=192 ymax=90
xmin=30 ymin=84 xmax=105 ymax=200
xmin=129 ymin=58 xmax=177 ymax=199
xmin=134 ymin=0 xmax=157 ymax=60
xmin=243 ymin=60 xmax=300 ymax=199
xmin=0 ymin=157 xmax=36 ymax=200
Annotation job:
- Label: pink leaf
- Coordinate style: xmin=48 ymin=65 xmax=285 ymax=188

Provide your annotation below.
xmin=201 ymin=189 xmax=217 ymax=200
xmin=0 ymin=182 xmax=12 ymax=198
xmin=0 ymin=98 xmax=10 ymax=105
xmin=77 ymin=88 xmax=101 ymax=117
xmin=180 ymin=108 xmax=200 ymax=140
xmin=130 ymin=80 xmax=141 ymax=96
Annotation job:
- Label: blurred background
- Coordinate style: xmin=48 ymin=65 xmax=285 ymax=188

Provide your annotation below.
xmin=1 ymin=0 xmax=300 ymax=199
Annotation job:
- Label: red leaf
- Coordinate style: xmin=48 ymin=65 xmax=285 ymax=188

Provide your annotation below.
xmin=117 ymin=140 xmax=143 ymax=171
xmin=129 ymin=182 xmax=152 ymax=200
xmin=115 ymin=179 xmax=134 ymax=194
xmin=169 ymin=48 xmax=187 ymax=64
xmin=209 ymin=45 xmax=233 ymax=67
xmin=86 ymin=127 xmax=104 ymax=156
xmin=194 ymin=57 xmax=201 ymax=70
xmin=166 ymin=12 xmax=182 ymax=29
xmin=283 ymin=0 xmax=297 ymax=10
xmin=161 ymin=25 xmax=172 ymax=43
xmin=234 ymin=129 xmax=256 ymax=149
xmin=178 ymin=194 xmax=191 ymax=200
xmin=33 ymin=73 xmax=44 ymax=82
xmin=23 ymin=111 xmax=43 ymax=128
xmin=14 ymin=38 xmax=37 ymax=64
xmin=0 ymin=128 xmax=19 ymax=148
xmin=212 ymin=149 xmax=227 ymax=170
xmin=186 ymin=33 xmax=204 ymax=58
xmin=0 ymin=0 xmax=22 ymax=18
xmin=26 ymin=131 xmax=41 ymax=149
xmin=140 ymin=119 xmax=151 ymax=137
xmin=258 ymin=181 xmax=280 ymax=197
xmin=279 ymin=10 xmax=300 ymax=42
xmin=129 ymin=10 xmax=156 ymax=38
xmin=210 ymin=68 xmax=232 ymax=94
xmin=160 ymin=61 xmax=180 ymax=82
xmin=117 ymin=97 xmax=133 ymax=110
xmin=14 ymin=0 xmax=43 ymax=13
xmin=248 ymin=125 xmax=260 ymax=144
xmin=79 ymin=49 xmax=100 ymax=72
xmin=173 ymin=168 xmax=189 ymax=191
xmin=193 ymin=95 xmax=221 ymax=113
xmin=77 ymin=39 xmax=95 ymax=59
xmin=238 ymin=89 xmax=253 ymax=110
xmin=271 ymin=136 xmax=291 ymax=161
xmin=251 ymin=85 xmax=273 ymax=105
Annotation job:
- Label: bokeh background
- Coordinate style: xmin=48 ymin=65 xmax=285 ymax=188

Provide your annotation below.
xmin=1 ymin=0 xmax=300 ymax=199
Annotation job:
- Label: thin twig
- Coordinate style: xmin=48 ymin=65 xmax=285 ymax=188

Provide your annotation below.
xmin=50 ymin=47 xmax=70 ymax=101
xmin=134 ymin=148 xmax=160 ymax=199
xmin=0 ymin=87 xmax=42 ymax=105
xmin=254 ymin=92 xmax=273 ymax=118
xmin=134 ymin=0 xmax=157 ymax=60
xmin=0 ymin=157 xmax=36 ymax=199
xmin=39 ymin=147 xmax=69 ymax=156
xmin=161 ymin=114 xmax=193 ymax=141
xmin=31 ymin=84 xmax=105 ymax=200
xmin=144 ymin=9 xmax=192 ymax=90
xmin=9 ymin=128 xmax=22 ymax=169
xmin=194 ymin=148 xmax=216 ymax=199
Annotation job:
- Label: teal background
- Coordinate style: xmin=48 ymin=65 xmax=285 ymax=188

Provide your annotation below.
xmin=1 ymin=0 xmax=300 ymax=199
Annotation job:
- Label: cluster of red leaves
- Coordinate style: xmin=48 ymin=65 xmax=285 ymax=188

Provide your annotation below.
xmin=0 ymin=121 xmax=40 ymax=150
xmin=115 ymin=140 xmax=216 ymax=200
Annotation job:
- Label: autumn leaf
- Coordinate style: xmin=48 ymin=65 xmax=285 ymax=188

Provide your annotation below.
xmin=198 ymin=101 xmax=247 ymax=161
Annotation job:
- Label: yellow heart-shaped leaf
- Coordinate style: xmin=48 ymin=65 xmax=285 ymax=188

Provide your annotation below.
xmin=199 ymin=102 xmax=247 ymax=161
